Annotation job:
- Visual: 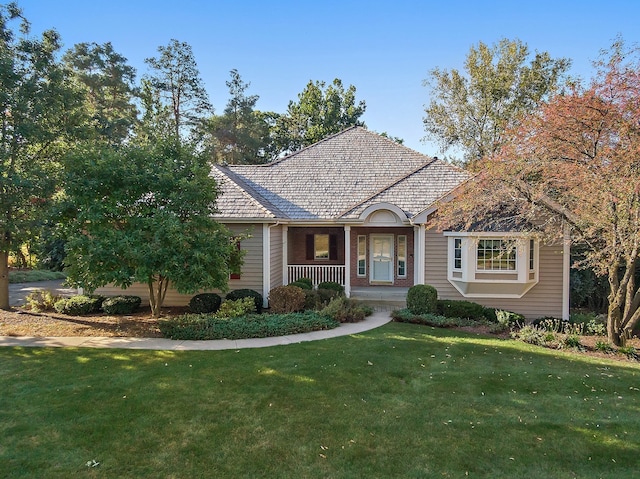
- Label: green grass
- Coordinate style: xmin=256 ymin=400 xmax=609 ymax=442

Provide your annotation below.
xmin=1 ymin=323 xmax=639 ymax=478
xmin=8 ymin=269 xmax=66 ymax=283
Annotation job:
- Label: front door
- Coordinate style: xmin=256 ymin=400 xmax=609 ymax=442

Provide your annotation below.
xmin=371 ymin=235 xmax=394 ymax=283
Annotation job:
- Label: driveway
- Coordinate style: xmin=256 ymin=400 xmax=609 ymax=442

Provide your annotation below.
xmin=9 ymin=280 xmax=78 ymax=307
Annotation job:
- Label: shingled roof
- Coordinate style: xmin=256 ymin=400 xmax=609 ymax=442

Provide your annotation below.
xmin=213 ymin=126 xmax=470 ymax=221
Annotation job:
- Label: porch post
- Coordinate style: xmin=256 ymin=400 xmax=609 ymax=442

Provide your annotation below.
xmin=282 ymin=225 xmax=288 ymax=286
xmin=416 ymin=224 xmax=426 ymax=284
xmin=262 ymin=223 xmax=270 ymax=309
xmin=344 ymin=225 xmax=351 ymax=298
xmin=413 ymin=226 xmax=420 ymax=284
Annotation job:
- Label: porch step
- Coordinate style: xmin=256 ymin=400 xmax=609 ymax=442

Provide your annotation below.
xmin=350 ymin=287 xmax=408 ymax=306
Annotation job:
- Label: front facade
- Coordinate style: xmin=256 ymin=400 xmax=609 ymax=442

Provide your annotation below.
xmin=211 ymin=127 xmax=569 ymax=320
xmin=97 ymin=127 xmax=569 ymax=319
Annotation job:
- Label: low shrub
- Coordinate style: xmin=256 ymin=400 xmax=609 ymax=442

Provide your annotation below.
xmin=297 ymin=277 xmax=313 ymax=289
xmin=320 ymin=297 xmax=373 ymax=323
xmin=391 ymin=308 xmax=486 ymax=328
xmin=586 ymin=318 xmax=607 ymax=336
xmin=563 ymin=334 xmax=583 ymax=349
xmin=159 ymin=311 xmax=339 ymax=340
xmin=436 ymin=299 xmax=496 ymax=321
xmin=226 ymin=289 xmax=263 ymax=313
xmin=269 ymin=285 xmax=306 ymax=314
xmin=496 ymin=309 xmax=526 ymax=328
xmin=25 ymin=289 xmax=60 ymax=312
xmin=511 ymin=325 xmax=548 ymax=346
xmin=189 ymin=293 xmax=222 ymax=314
xmin=54 ymin=295 xmax=102 ymax=316
xmin=304 ymin=290 xmax=322 ymax=310
xmin=406 ymin=284 xmax=437 ymax=315
xmin=595 ymin=341 xmax=614 ymax=353
xmin=289 ymin=281 xmax=312 ymax=290
xmin=317 ymin=281 xmax=344 ymax=294
xmin=102 ymin=295 xmax=141 ymax=315
xmin=216 ymin=297 xmax=256 ymax=318
xmin=618 ymin=346 xmax=639 ymax=360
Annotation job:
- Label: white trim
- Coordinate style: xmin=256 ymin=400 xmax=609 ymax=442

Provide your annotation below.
xmin=413 ymin=226 xmax=420 ymax=284
xmin=282 ymin=225 xmax=288 ymax=286
xmin=359 ymin=203 xmax=408 ymax=225
xmin=562 ymin=224 xmax=571 ymax=321
xmin=417 ymin=224 xmax=426 ymax=284
xmin=262 ymin=223 xmax=270 ymax=308
xmin=344 ymin=225 xmax=351 ymax=298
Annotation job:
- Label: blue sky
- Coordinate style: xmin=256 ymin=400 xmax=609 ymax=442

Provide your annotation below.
xmin=17 ymin=0 xmax=640 ymax=156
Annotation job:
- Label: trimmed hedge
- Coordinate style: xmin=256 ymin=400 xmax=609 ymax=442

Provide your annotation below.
xmin=436 ymin=299 xmax=497 ymax=321
xmin=226 ymin=289 xmax=263 ymax=313
xmin=53 ymin=295 xmax=102 ymax=316
xmin=297 ymin=278 xmax=313 ymax=288
xmin=102 ymin=295 xmax=141 ymax=315
xmin=392 ymin=308 xmax=489 ymax=328
xmin=189 ymin=293 xmax=222 ymax=314
xmin=159 ymin=311 xmax=339 ymax=340
xmin=317 ymin=281 xmax=344 ymax=294
xmin=407 ymin=284 xmax=438 ymax=315
xmin=289 ymin=281 xmax=312 ymax=290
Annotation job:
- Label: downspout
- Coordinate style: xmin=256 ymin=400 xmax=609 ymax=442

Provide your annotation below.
xmin=562 ymin=223 xmax=571 ymax=321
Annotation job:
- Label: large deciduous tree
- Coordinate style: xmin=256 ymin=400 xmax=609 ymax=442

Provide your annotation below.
xmin=63 ymin=42 xmax=138 ymax=144
xmin=272 ymin=78 xmax=366 ymax=155
xmin=144 ymin=39 xmax=212 ymax=141
xmin=435 ymin=40 xmax=640 ymax=346
xmin=423 ymin=38 xmax=570 ymax=169
xmin=0 ymin=3 xmax=79 ymax=309
xmin=63 ymin=141 xmax=242 ymax=317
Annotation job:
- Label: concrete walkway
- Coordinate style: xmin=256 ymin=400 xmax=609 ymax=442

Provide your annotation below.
xmin=0 ymin=310 xmax=393 ymax=351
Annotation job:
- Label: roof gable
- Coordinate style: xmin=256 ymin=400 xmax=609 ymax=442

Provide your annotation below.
xmin=215 ymin=127 xmax=470 ymax=221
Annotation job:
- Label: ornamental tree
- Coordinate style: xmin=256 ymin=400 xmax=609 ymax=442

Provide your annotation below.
xmin=63 ymin=140 xmax=243 ymax=317
xmin=435 ymin=40 xmax=640 ymax=346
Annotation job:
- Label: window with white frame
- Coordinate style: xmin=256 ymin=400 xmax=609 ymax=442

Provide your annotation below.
xmin=476 ymin=239 xmax=516 ymax=271
xmin=357 ymin=235 xmax=367 ymax=277
xmin=397 ymin=235 xmax=407 ymax=278
xmin=453 ymin=238 xmax=462 ymax=270
xmin=445 ymin=233 xmax=539 ymax=299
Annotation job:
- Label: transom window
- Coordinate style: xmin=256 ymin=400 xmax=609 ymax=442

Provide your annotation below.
xmin=476 ymin=239 xmax=516 ymax=271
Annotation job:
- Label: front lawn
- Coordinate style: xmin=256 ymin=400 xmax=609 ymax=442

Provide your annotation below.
xmin=1 ymin=323 xmax=639 ymax=478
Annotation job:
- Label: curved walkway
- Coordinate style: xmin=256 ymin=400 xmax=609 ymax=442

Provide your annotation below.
xmin=0 ymin=311 xmax=393 ymax=351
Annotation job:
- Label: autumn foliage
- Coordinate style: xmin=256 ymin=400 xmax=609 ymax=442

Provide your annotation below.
xmin=435 ymin=40 xmax=640 ymax=345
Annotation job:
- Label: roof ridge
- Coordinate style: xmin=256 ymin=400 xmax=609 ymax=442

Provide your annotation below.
xmin=337 ymin=157 xmax=440 ymax=218
xmin=212 ymin=165 xmax=287 ymax=218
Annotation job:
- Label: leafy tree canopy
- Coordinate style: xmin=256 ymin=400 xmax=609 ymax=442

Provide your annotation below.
xmin=63 ymin=141 xmax=243 ymax=317
xmin=423 ymin=38 xmax=570 ymax=169
xmin=434 ymin=38 xmax=640 ymax=345
xmin=144 ymin=39 xmax=212 ymax=142
xmin=201 ymin=69 xmax=275 ymax=164
xmin=0 ymin=2 xmax=81 ymax=308
xmin=63 ymin=42 xmax=138 ymax=145
xmin=271 ymin=78 xmax=366 ymax=155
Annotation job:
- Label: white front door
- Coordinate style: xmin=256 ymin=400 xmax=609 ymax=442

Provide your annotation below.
xmin=371 ymin=235 xmax=394 ymax=283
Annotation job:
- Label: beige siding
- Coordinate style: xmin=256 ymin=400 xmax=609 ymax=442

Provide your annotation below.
xmin=424 ymin=229 xmax=564 ymax=319
xmin=95 ymin=223 xmax=264 ymax=306
xmin=270 ymin=225 xmax=283 ymax=290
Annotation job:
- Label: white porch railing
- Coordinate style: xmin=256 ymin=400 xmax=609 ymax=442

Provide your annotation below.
xmin=288 ymin=265 xmax=346 ymax=287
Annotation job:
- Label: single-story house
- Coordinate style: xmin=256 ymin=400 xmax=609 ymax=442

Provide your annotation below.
xmin=98 ymin=127 xmax=569 ymax=319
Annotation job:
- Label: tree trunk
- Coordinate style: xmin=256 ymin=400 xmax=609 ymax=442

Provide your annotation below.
xmin=607 ymin=304 xmax=624 ymax=347
xmin=0 ymin=250 xmax=9 ymax=310
xmin=148 ymin=275 xmax=168 ymax=318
